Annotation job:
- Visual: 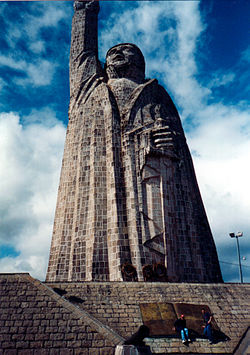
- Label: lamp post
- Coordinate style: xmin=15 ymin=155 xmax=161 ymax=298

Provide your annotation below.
xmin=229 ymin=232 xmax=243 ymax=283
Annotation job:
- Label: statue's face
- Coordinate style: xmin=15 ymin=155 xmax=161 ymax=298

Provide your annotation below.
xmin=106 ymin=44 xmax=142 ymax=69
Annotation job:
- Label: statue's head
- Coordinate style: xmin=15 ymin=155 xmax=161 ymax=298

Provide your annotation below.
xmin=105 ymin=43 xmax=145 ymax=81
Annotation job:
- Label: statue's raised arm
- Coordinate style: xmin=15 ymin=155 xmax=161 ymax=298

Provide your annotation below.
xmin=70 ymin=0 xmax=100 ymax=97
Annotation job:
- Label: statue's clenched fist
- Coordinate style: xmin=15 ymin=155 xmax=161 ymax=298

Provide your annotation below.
xmin=74 ymin=0 xmax=99 ymax=12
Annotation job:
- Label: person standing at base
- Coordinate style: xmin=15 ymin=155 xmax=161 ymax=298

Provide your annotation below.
xmin=174 ymin=314 xmax=191 ymax=344
xmin=202 ymin=308 xmax=214 ymax=344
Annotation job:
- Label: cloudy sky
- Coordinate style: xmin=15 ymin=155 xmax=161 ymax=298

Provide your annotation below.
xmin=0 ymin=0 xmax=249 ymax=283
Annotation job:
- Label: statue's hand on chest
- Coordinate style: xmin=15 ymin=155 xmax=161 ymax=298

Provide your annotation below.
xmin=151 ymin=126 xmax=174 ymax=150
xmin=149 ymin=117 xmax=175 ymax=150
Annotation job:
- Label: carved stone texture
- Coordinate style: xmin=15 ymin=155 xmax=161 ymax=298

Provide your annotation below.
xmin=46 ymin=1 xmax=223 ymax=283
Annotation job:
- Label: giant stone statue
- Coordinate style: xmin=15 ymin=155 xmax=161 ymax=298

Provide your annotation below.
xmin=46 ymin=1 xmax=223 ymax=283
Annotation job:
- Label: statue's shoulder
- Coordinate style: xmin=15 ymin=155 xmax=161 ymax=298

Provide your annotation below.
xmin=135 ymin=79 xmax=171 ymax=103
xmin=155 ymin=83 xmax=179 ymax=114
xmin=138 ymin=79 xmax=180 ymax=119
xmin=133 ymin=78 xmax=158 ymax=96
xmin=140 ymin=78 xmax=170 ymax=96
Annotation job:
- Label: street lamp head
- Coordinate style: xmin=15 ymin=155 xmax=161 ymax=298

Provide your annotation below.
xmin=229 ymin=231 xmax=244 ymax=283
xmin=229 ymin=232 xmax=243 ymax=238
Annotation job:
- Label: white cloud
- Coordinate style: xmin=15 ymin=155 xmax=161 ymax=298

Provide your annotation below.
xmin=4 ymin=25 xmax=22 ymax=50
xmin=29 ymin=40 xmax=46 ymax=55
xmin=19 ymin=60 xmax=56 ymax=87
xmin=22 ymin=107 xmax=61 ymax=127
xmin=23 ymin=2 xmax=72 ymax=54
xmin=26 ymin=2 xmax=71 ymax=35
xmin=0 ymin=77 xmax=6 ymax=91
xmin=0 ymin=2 xmax=71 ymax=91
xmin=188 ymin=103 xmax=250 ymax=282
xmin=0 ymin=55 xmax=26 ymax=71
xmin=0 ymin=112 xmax=65 ymax=280
xmin=241 ymin=45 xmax=250 ymax=63
xmin=3 ymin=2 xmax=71 ymax=54
xmin=208 ymin=72 xmax=236 ymax=88
xmin=0 ymin=55 xmax=56 ymax=87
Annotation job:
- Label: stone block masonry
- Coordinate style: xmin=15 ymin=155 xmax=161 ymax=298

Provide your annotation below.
xmin=46 ymin=0 xmax=222 ymax=284
xmin=0 ymin=274 xmax=123 ymax=354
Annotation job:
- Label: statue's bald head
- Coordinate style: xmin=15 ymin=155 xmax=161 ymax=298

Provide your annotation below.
xmin=105 ymin=43 xmax=145 ymax=81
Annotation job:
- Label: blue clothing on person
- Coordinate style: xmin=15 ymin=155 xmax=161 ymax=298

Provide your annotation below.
xmin=202 ymin=310 xmax=214 ymax=344
xmin=180 ymin=328 xmax=189 ymax=342
xmin=203 ymin=323 xmax=213 ymax=342
xmin=174 ymin=315 xmax=190 ymax=343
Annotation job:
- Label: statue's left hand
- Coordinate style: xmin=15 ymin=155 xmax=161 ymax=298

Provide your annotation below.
xmin=151 ymin=126 xmax=174 ymax=149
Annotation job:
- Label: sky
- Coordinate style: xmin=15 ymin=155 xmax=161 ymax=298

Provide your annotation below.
xmin=0 ymin=0 xmax=249 ymax=283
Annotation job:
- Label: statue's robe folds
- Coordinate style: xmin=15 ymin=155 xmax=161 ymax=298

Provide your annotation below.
xmin=46 ymin=4 xmax=222 ymax=283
